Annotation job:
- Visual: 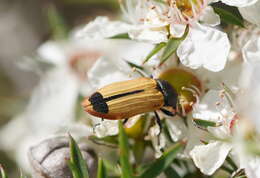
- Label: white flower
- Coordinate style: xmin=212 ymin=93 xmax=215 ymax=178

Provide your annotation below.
xmin=119 ymin=0 xmax=230 ymax=72
xmin=189 ymin=90 xmax=235 ymax=175
xmin=76 ymin=16 xmax=131 ymax=39
xmin=177 ymin=23 xmax=230 ymax=72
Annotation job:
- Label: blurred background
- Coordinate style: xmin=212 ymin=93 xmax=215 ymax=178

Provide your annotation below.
xmin=0 ymin=0 xmax=119 ymax=176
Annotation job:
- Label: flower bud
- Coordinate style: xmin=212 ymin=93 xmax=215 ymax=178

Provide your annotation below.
xmin=28 ymin=136 xmax=97 ymax=178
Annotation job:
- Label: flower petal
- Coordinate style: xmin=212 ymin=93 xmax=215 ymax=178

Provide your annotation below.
xmin=165 ymin=118 xmax=187 ymax=142
xmin=87 ymin=56 xmax=133 ymax=90
xmin=199 ymin=6 xmax=220 ymax=26
xmin=190 ymin=141 xmax=232 ymax=175
xmin=221 ymin=0 xmax=258 ymax=7
xmin=37 ymin=41 xmax=67 ymax=66
xmin=147 ymin=124 xmax=166 ymax=158
xmin=76 ymin=16 xmax=131 ymax=39
xmin=129 ymin=27 xmax=168 ymax=44
xmin=177 ymin=23 xmax=230 ymax=72
xmin=94 ymin=120 xmax=119 ymax=138
xmin=169 ymin=24 xmax=186 ymax=38
xmin=239 ymin=0 xmax=260 ymax=27
xmin=245 ymin=156 xmax=260 ymax=178
xmin=242 ymin=38 xmax=260 ymax=64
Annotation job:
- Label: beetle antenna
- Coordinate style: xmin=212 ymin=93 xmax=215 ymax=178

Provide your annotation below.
xmin=133 ymin=67 xmax=150 ymax=77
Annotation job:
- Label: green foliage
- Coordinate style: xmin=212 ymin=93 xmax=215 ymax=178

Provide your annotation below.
xmin=118 ymin=121 xmax=134 ymax=178
xmin=138 ymin=142 xmax=184 ymax=178
xmin=142 ymin=26 xmax=189 ymax=66
xmin=164 ymin=166 xmax=181 ymax=178
xmin=212 ymin=5 xmax=244 ymax=27
xmin=159 ymin=26 xmax=189 ymax=66
xmin=109 ymin=33 xmax=130 ymax=39
xmin=89 ymin=135 xmax=118 ymax=148
xmin=143 ymin=42 xmax=166 ymax=64
xmin=98 ymin=159 xmax=107 ymax=178
xmin=47 ymin=4 xmax=69 ymax=40
xmin=68 ymin=135 xmax=89 ymax=178
xmin=193 ymin=118 xmax=221 ymax=127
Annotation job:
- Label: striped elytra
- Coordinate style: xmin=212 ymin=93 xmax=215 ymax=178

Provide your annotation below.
xmin=82 ymin=77 xmax=178 ymax=120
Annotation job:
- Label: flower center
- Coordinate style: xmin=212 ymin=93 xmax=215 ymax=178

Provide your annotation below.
xmin=167 ymin=0 xmax=206 ymax=23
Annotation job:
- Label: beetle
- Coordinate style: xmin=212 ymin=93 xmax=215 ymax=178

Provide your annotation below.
xmin=82 ymin=77 xmax=178 ymax=129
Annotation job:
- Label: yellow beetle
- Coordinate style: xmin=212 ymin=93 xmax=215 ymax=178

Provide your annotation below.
xmin=82 ymin=77 xmax=178 ymax=127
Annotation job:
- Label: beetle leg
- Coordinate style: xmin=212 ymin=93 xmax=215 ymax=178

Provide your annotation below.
xmin=161 ymin=107 xmax=187 ymax=120
xmin=154 ymin=111 xmax=162 ymax=134
xmin=154 ymin=111 xmax=163 ymax=148
xmin=123 ymin=118 xmax=129 ymax=125
xmin=160 ymin=108 xmax=175 ymax=116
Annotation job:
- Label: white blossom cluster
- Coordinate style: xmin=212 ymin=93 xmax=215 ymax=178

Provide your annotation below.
xmin=1 ymin=0 xmax=260 ymax=177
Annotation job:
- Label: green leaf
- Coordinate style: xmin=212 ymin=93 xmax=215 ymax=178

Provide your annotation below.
xmin=235 ymin=176 xmax=247 ymax=178
xmin=221 ymin=165 xmax=233 ymax=174
xmin=118 ymin=121 xmax=134 ymax=178
xmin=98 ymin=159 xmax=107 ymax=178
xmin=139 ymin=142 xmax=184 ymax=178
xmin=68 ymin=162 xmax=81 ymax=178
xmin=103 ymin=159 xmax=121 ymax=176
xmin=89 ymin=135 xmax=118 ymax=148
xmin=69 ymin=134 xmax=89 ymax=178
xmin=47 ymin=4 xmax=69 ymax=39
xmin=109 ymin=33 xmax=130 ymax=39
xmin=193 ymin=118 xmax=221 ymax=127
xmin=0 ymin=164 xmax=8 ymax=178
xmin=213 ymin=6 xmax=244 ymax=27
xmin=143 ymin=42 xmax=166 ymax=64
xmin=164 ymin=167 xmax=181 ymax=178
xmin=133 ymin=140 xmax=146 ymax=164
xmin=226 ymin=156 xmax=238 ymax=170
xmin=159 ymin=26 xmax=189 ymax=66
